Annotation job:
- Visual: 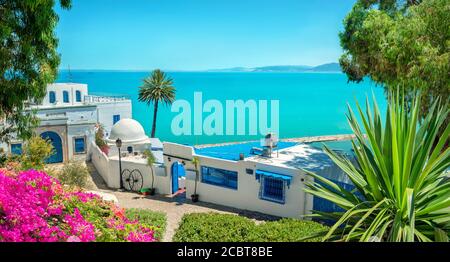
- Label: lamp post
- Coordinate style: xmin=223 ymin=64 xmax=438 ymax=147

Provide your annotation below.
xmin=115 ymin=138 xmax=124 ymax=190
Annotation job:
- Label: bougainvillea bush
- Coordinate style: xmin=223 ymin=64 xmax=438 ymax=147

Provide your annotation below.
xmin=0 ymin=168 xmax=157 ymax=242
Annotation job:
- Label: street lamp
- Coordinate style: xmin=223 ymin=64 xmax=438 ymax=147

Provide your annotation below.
xmin=115 ymin=138 xmax=124 ymax=190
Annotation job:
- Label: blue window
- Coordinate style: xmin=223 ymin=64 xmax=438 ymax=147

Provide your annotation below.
xmin=10 ymin=143 xmax=22 ymax=155
xmin=49 ymin=91 xmax=56 ymax=103
xmin=63 ymin=91 xmax=69 ymax=103
xmin=127 ymin=146 xmax=133 ymax=153
xmin=255 ymin=170 xmax=291 ymax=204
xmin=75 ymin=90 xmax=82 ymax=102
xmin=74 ymin=137 xmax=86 ymax=153
xmin=113 ymin=114 xmax=120 ymax=124
xmin=201 ymin=166 xmax=237 ymax=190
xmin=259 ymin=176 xmax=285 ymax=204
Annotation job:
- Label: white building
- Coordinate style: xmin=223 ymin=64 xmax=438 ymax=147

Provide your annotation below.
xmin=1 ymin=83 xmax=132 ymax=163
xmin=90 ymin=118 xmax=353 ymax=219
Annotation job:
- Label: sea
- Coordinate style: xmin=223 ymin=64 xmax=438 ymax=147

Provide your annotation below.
xmin=56 ymin=70 xmax=387 ymax=145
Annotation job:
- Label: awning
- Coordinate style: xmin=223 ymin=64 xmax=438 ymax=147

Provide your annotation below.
xmin=255 ymin=170 xmax=292 ymax=187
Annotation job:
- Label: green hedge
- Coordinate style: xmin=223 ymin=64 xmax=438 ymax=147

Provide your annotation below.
xmin=173 ymin=213 xmax=328 ymax=242
xmin=125 ymin=209 xmax=167 ymax=241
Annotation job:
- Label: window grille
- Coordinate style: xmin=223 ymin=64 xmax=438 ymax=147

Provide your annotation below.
xmin=259 ymin=175 xmax=286 ymax=204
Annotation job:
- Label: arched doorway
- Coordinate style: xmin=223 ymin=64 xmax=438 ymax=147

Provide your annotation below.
xmin=40 ymin=131 xmax=63 ymax=163
xmin=171 ymin=162 xmax=185 ymax=194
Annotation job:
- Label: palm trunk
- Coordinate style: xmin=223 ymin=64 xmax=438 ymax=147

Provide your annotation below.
xmin=151 ymin=101 xmax=158 ymax=138
xmin=150 ymin=166 xmax=154 ymax=189
xmin=194 ymin=170 xmax=198 ymax=195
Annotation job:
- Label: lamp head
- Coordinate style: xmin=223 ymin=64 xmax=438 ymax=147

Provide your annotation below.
xmin=115 ymin=138 xmax=122 ymax=148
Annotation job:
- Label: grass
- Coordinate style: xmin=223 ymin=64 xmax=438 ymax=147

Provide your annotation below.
xmin=173 ymin=213 xmax=328 ymax=242
xmin=125 ymin=208 xmax=167 ymax=241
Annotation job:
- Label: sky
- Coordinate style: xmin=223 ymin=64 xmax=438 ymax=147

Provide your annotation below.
xmin=55 ymin=0 xmax=357 ymax=71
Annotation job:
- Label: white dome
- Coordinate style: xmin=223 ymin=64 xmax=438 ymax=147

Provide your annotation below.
xmin=107 ymin=118 xmax=150 ymax=145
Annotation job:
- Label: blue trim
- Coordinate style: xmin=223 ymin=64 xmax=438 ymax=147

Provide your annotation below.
xmin=75 ymin=90 xmax=82 ymax=102
xmin=40 ymin=131 xmax=63 ymax=163
xmin=74 ymin=137 xmax=85 ymax=153
xmin=201 ymin=166 xmax=238 ymax=190
xmin=171 ymin=162 xmax=185 ymax=193
xmin=49 ymin=91 xmax=56 ymax=103
xmin=255 ymin=170 xmax=292 ymax=188
xmin=259 ymin=176 xmax=286 ymax=204
xmin=63 ymin=91 xmax=69 ymax=103
xmin=113 ymin=114 xmax=121 ymax=124
xmin=10 ymin=143 xmax=22 ymax=155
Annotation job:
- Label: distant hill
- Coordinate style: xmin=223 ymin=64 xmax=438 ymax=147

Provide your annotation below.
xmin=309 ymin=63 xmax=341 ymax=72
xmin=208 ymin=62 xmax=341 ymax=72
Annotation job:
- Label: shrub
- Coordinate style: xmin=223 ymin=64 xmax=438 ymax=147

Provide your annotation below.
xmin=58 ymin=161 xmax=89 ymax=188
xmin=173 ymin=213 xmax=328 ymax=242
xmin=125 ymin=209 xmax=166 ymax=241
xmin=249 ymin=218 xmax=328 ymax=242
xmin=0 ymin=169 xmax=156 ymax=242
xmin=21 ymin=136 xmax=54 ymax=170
xmin=95 ymin=125 xmax=109 ymax=155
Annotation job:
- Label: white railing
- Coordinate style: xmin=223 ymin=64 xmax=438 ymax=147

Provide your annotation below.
xmin=84 ymin=95 xmax=130 ymax=104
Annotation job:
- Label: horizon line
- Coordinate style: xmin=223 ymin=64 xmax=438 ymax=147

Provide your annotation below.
xmin=57 ymin=62 xmax=340 ymax=72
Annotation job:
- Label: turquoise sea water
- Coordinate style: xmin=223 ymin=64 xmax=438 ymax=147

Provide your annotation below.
xmin=57 ymin=71 xmax=387 ymax=145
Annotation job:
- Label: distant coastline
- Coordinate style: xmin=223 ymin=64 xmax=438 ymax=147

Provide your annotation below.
xmin=207 ymin=62 xmax=341 ymax=73
xmin=58 ymin=62 xmax=342 ymax=73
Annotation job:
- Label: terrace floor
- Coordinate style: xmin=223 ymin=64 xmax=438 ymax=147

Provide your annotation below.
xmin=85 ymin=162 xmax=279 ymax=242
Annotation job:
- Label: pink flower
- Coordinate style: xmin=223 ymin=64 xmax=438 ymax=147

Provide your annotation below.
xmin=67 ymin=236 xmax=81 ymax=242
xmin=0 ymin=170 xmax=156 ymax=242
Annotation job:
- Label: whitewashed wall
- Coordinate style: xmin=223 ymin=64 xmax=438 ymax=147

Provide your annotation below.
xmin=67 ymin=124 xmax=95 ymax=159
xmin=42 ymin=83 xmax=88 ymax=106
xmin=89 ymin=141 xmax=169 ymax=192
xmin=89 ymin=141 xmax=112 ymax=186
xmin=163 ymin=142 xmax=312 ymax=219
xmin=96 ymin=102 xmax=132 ymax=136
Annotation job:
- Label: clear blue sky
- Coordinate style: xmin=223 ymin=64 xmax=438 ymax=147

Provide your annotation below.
xmin=55 ymin=0 xmax=357 ymax=71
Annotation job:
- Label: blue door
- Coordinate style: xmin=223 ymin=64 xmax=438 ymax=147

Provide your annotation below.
xmin=40 ymin=131 xmax=63 ymax=163
xmin=171 ymin=162 xmax=185 ymax=193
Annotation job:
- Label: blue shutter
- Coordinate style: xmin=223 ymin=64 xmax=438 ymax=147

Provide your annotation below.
xmin=10 ymin=143 xmax=23 ymax=155
xmin=76 ymin=90 xmax=82 ymax=102
xmin=74 ymin=137 xmax=85 ymax=153
xmin=113 ymin=115 xmax=121 ymax=124
xmin=63 ymin=91 xmax=69 ymax=103
xmin=49 ymin=91 xmax=56 ymax=103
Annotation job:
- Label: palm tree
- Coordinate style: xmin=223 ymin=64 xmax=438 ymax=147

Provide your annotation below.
xmin=138 ymin=69 xmax=176 ymax=138
xmin=304 ymin=92 xmax=449 ymax=242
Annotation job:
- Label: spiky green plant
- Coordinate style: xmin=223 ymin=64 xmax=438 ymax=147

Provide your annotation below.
xmin=304 ymin=93 xmax=449 ymax=242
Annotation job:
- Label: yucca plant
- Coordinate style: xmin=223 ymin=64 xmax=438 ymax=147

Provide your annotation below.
xmin=304 ymin=93 xmax=449 ymax=242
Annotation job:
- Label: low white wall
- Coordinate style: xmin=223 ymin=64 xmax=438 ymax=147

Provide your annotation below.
xmin=163 ymin=142 xmax=312 ymax=219
xmin=89 ymin=141 xmax=111 ymax=186
xmin=90 ymin=141 xmax=170 ymax=193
